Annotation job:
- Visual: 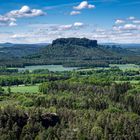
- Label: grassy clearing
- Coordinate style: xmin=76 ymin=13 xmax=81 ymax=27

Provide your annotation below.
xmin=110 ymin=64 xmax=140 ymax=71
xmin=17 ymin=65 xmax=78 ymax=72
xmin=3 ymin=85 xmax=39 ymax=93
xmin=115 ymin=80 xmax=140 ymax=84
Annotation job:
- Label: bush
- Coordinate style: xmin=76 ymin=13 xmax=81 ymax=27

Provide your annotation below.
xmin=22 ymin=99 xmax=34 ymax=107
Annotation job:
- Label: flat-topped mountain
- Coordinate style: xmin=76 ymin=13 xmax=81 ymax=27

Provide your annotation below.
xmin=24 ymin=38 xmax=138 ymax=67
xmin=52 ymin=38 xmax=98 ymax=48
xmin=39 ymin=38 xmax=134 ymax=58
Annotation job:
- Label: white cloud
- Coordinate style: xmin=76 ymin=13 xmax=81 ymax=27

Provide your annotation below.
xmin=113 ymin=24 xmax=139 ymax=31
xmin=113 ymin=16 xmax=140 ymax=32
xmin=19 ymin=5 xmax=30 ymax=13
xmin=58 ymin=22 xmax=84 ymax=31
xmin=70 ymin=11 xmax=81 ymax=15
xmin=133 ymin=20 xmax=140 ymax=24
xmin=0 ymin=5 xmax=45 ymax=27
xmin=88 ymin=4 xmax=95 ymax=9
xmin=74 ymin=22 xmax=84 ymax=27
xmin=115 ymin=19 xmax=125 ymax=24
xmin=74 ymin=1 xmax=95 ymax=10
xmin=123 ymin=24 xmax=138 ymax=30
xmin=59 ymin=24 xmax=73 ymax=30
xmin=1 ymin=15 xmax=140 ymax=44
xmin=6 ymin=5 xmax=45 ymax=18
xmin=2 ymin=23 xmax=140 ymax=44
xmin=113 ymin=26 xmax=121 ymax=31
xmin=9 ymin=21 xmax=17 ymax=26
xmin=11 ymin=34 xmax=27 ymax=38
xmin=128 ymin=16 xmax=135 ymax=20
xmin=0 ymin=15 xmax=16 ymax=26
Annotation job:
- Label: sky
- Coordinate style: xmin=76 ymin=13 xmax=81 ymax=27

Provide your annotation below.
xmin=0 ymin=0 xmax=140 ymax=44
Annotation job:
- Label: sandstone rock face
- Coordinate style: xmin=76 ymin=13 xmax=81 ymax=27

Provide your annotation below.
xmin=52 ymin=38 xmax=98 ymax=48
xmin=41 ymin=113 xmax=60 ymax=128
xmin=0 ymin=112 xmax=60 ymax=129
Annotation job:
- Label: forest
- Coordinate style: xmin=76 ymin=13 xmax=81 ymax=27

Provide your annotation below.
xmin=0 ymin=66 xmax=140 ymax=140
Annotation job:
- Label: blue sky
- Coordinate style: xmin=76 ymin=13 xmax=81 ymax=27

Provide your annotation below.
xmin=0 ymin=0 xmax=140 ymax=43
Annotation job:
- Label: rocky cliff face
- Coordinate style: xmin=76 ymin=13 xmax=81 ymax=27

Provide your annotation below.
xmin=52 ymin=38 xmax=98 ymax=48
xmin=0 ymin=110 xmax=60 ymax=139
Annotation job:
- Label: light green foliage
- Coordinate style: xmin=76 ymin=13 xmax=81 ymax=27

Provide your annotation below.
xmin=110 ymin=64 xmax=140 ymax=71
xmin=4 ymin=85 xmax=39 ymax=93
xmin=0 ymin=86 xmax=4 ymax=95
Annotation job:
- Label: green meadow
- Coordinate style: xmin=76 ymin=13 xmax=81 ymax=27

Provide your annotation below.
xmin=4 ymin=85 xmax=39 ymax=93
xmin=110 ymin=64 xmax=140 ymax=71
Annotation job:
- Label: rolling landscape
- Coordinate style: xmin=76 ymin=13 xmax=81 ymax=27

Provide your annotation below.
xmin=0 ymin=0 xmax=140 ymax=140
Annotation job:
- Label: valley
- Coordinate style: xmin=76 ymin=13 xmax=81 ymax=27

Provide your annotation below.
xmin=0 ymin=38 xmax=140 ymax=140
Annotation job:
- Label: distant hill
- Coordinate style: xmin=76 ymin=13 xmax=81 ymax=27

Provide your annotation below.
xmin=0 ymin=43 xmax=14 ymax=48
xmin=0 ymin=43 xmax=49 ymax=58
xmin=0 ymin=43 xmax=49 ymax=47
xmin=100 ymin=43 xmax=140 ymax=56
xmin=0 ymin=38 xmax=140 ymax=67
xmin=100 ymin=43 xmax=140 ymax=48
xmin=120 ymin=44 xmax=140 ymax=48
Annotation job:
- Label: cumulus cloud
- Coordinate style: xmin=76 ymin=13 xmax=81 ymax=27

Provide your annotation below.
xmin=6 ymin=5 xmax=45 ymax=18
xmin=123 ymin=24 xmax=138 ymax=30
xmin=59 ymin=22 xmax=84 ymax=31
xmin=115 ymin=19 xmax=125 ymax=24
xmin=0 ymin=15 xmax=16 ymax=26
xmin=74 ymin=22 xmax=84 ymax=27
xmin=113 ymin=16 xmax=140 ymax=32
xmin=70 ymin=11 xmax=81 ymax=15
xmin=73 ymin=1 xmax=95 ymax=10
xmin=0 ymin=5 xmax=45 ymax=27
xmin=113 ymin=24 xmax=139 ymax=31
xmin=59 ymin=24 xmax=73 ymax=30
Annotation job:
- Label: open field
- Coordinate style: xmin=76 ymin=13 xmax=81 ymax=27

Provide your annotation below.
xmin=115 ymin=80 xmax=140 ymax=84
xmin=17 ymin=65 xmax=78 ymax=72
xmin=8 ymin=64 xmax=140 ymax=73
xmin=110 ymin=64 xmax=140 ymax=71
xmin=3 ymin=85 xmax=39 ymax=93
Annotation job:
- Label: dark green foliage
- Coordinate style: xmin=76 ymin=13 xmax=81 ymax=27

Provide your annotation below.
xmin=0 ymin=107 xmax=60 ymax=140
xmin=0 ymin=86 xmax=4 ymax=95
xmin=0 ymin=67 xmax=18 ymax=74
xmin=0 ymin=73 xmax=69 ymax=86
